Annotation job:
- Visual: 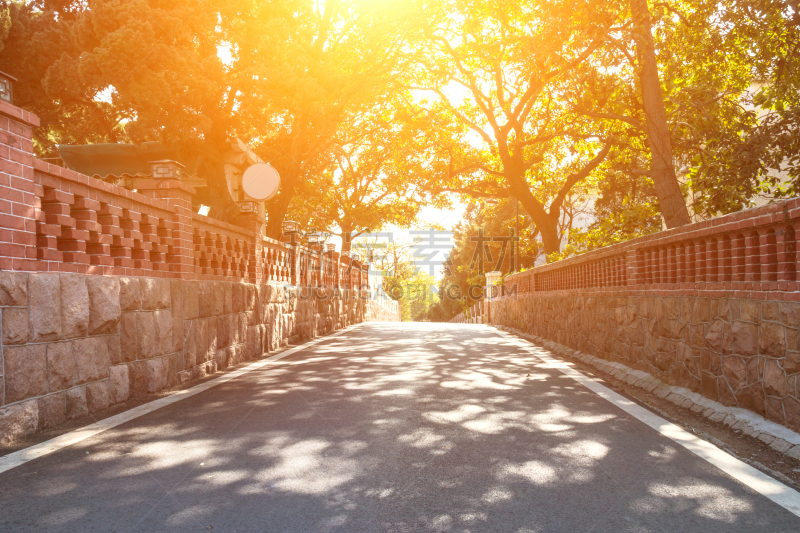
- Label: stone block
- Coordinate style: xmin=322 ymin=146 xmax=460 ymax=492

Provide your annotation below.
xmin=223 ymin=283 xmax=232 ymax=315
xmin=232 ymin=283 xmax=245 ymax=313
xmin=246 ymin=285 xmax=256 ymax=312
xmin=238 ymin=312 xmax=247 ymax=343
xmin=763 ymin=302 xmax=780 ymax=322
xmin=764 ymin=359 xmax=788 ymax=398
xmin=746 ymin=356 xmax=764 ymax=385
xmin=765 ymin=396 xmax=786 ymax=424
xmin=60 ymin=274 xmax=89 ymax=338
xmin=0 ymin=271 xmax=27 ymax=307
xmin=65 ymin=386 xmax=88 ymax=420
xmin=786 ymin=351 xmax=800 ymax=375
xmin=784 ymin=396 xmax=800 ymax=433
xmin=780 ymin=302 xmax=800 ymax=328
xmin=120 ymin=312 xmax=139 ymax=362
xmin=38 ymin=393 xmax=65 ymax=429
xmin=759 ymin=322 xmax=787 ymax=358
xmin=217 ymin=314 xmax=232 ymax=348
xmin=731 ymin=321 xmax=758 ymax=356
xmin=73 ymin=337 xmax=110 ymax=384
xmin=215 ymin=348 xmax=228 ymax=370
xmin=170 ymin=280 xmax=183 ymax=352
xmin=2 ymin=307 xmax=28 ymax=345
xmin=0 ymin=400 xmax=38 ymax=444
xmin=704 ymin=319 xmax=725 ymax=353
xmin=154 ymin=310 xmax=173 ymax=356
xmin=138 ymin=312 xmax=156 ymax=359
xmin=29 ymin=273 xmax=61 ymax=342
xmin=722 ymin=355 xmax=747 ymax=392
xmin=147 ymin=357 xmax=169 ymax=393
xmin=128 ymin=360 xmax=148 ymax=397
xmin=106 ymin=335 xmax=122 ymax=365
xmin=198 ymin=282 xmax=214 ymax=318
xmin=206 ymin=317 xmax=218 ymax=360
xmin=5 ymin=344 xmax=47 ymax=403
xmin=87 ymin=275 xmax=121 ymax=335
xmin=86 ymin=380 xmax=110 ymax=413
xmin=46 ymin=341 xmax=75 ymax=392
xmin=109 ymin=364 xmax=129 ymax=404
xmin=119 ymin=277 xmax=141 ymax=311
xmin=182 ymin=281 xmax=199 ymax=320
xmin=739 ymin=300 xmax=760 ymax=322
xmin=167 ymin=354 xmax=178 ymax=386
xmin=142 ymin=277 xmax=170 ymax=310
xmin=183 ymin=319 xmax=207 ymax=369
xmin=177 ymin=370 xmax=192 ymax=384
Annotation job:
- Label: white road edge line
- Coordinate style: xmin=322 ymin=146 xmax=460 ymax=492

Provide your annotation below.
xmin=0 ymin=324 xmax=364 ymax=475
xmin=495 ymin=328 xmax=800 ymax=518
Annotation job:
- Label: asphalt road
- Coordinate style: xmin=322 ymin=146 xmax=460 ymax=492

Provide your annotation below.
xmin=1 ymin=322 xmax=799 ymax=532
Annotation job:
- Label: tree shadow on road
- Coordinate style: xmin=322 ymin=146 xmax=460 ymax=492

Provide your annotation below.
xmin=0 ymin=323 xmax=796 ymax=532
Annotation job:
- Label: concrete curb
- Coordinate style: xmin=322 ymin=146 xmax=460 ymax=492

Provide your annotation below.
xmin=496 ymin=325 xmax=800 ymax=461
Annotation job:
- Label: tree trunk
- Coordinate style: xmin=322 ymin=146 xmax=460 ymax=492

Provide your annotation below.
xmin=196 ymin=146 xmax=239 ymax=224
xmin=631 ymin=0 xmax=691 ymax=228
xmin=340 ymin=226 xmax=353 ymax=253
xmin=265 ymin=190 xmax=292 ymax=239
xmin=513 ymin=186 xmax=561 ymax=259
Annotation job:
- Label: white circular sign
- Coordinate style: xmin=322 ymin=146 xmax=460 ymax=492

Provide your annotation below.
xmin=242 ymin=163 xmax=280 ymax=201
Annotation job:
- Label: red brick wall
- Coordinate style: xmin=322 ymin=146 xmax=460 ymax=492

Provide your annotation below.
xmin=0 ymin=100 xmax=369 ymax=287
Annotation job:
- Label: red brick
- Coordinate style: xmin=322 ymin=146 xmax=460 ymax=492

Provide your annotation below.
xmin=36 ymin=223 xmax=61 ymax=237
xmin=13 ymin=258 xmax=43 ymax=271
xmin=57 ymin=239 xmax=86 ymax=252
xmin=0 ymin=158 xmax=22 ymax=177
xmin=41 ymin=203 xmax=70 ymax=216
xmin=45 ymin=214 xmax=75 ymax=227
xmin=62 ymin=251 xmax=90 ymax=264
xmin=0 ymin=242 xmax=26 ymax=257
xmin=13 ymin=230 xmax=35 ymax=246
xmin=42 ymin=188 xmax=74 ymax=204
xmin=37 ymin=235 xmax=58 ymax=248
xmin=0 ymin=185 xmax=24 ymax=204
xmin=100 ymin=204 xmax=123 ymax=217
xmin=73 ymin=197 xmax=101 ymax=211
xmin=9 ymin=147 xmax=34 ymax=166
xmin=87 ymin=233 xmax=113 ymax=245
xmin=89 ymin=255 xmax=114 ymax=266
xmin=0 ymin=213 xmax=25 ymax=230
xmin=12 ymin=203 xmax=35 ymax=218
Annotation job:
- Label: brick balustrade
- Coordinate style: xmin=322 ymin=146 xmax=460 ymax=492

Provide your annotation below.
xmin=501 ymin=197 xmax=800 ymax=299
xmin=0 ymin=99 xmax=368 ymax=289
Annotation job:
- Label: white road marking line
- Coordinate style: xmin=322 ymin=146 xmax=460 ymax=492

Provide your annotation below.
xmin=0 ymin=324 xmax=363 ymax=475
xmin=495 ymin=329 xmax=800 ymax=518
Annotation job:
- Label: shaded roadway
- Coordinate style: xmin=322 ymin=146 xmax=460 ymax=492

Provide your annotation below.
xmin=0 ymin=322 xmax=798 ymax=532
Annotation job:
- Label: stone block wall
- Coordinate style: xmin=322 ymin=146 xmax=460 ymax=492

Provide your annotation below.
xmin=490 ymin=292 xmax=800 ymax=434
xmin=0 ymin=272 xmax=393 ymax=444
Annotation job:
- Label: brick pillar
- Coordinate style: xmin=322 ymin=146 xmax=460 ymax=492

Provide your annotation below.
xmin=706 ymin=238 xmax=718 ymax=284
xmin=745 ymin=231 xmax=761 ymax=283
xmin=0 ymin=100 xmax=39 ymax=270
xmin=760 ymin=229 xmax=779 ymax=283
xmin=137 ymin=181 xmax=195 ymax=279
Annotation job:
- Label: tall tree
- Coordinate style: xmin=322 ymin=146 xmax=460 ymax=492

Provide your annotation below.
xmin=413 ymin=0 xmax=618 ymax=256
xmin=291 ymin=97 xmax=446 ymax=251
xmin=629 ymin=0 xmax=691 ymax=227
xmin=239 ymin=0 xmax=417 ymax=238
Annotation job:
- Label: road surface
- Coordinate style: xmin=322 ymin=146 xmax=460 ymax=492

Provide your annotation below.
xmin=1 ymin=322 xmax=799 ymax=532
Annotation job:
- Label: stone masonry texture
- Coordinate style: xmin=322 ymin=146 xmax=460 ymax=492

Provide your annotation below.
xmin=490 ymin=293 xmax=800 ymax=435
xmin=0 ymin=272 xmax=399 ymax=444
